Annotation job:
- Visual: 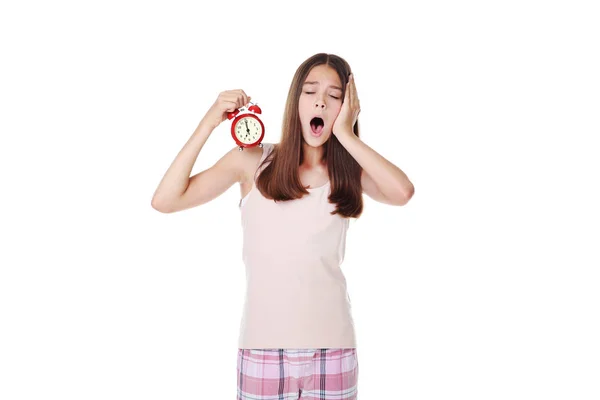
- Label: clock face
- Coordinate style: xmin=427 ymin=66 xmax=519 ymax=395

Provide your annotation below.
xmin=235 ymin=116 xmax=263 ymax=144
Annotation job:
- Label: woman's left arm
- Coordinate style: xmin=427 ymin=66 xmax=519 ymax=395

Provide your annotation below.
xmin=332 ymin=74 xmax=414 ymax=206
xmin=337 ymin=133 xmax=414 ymax=206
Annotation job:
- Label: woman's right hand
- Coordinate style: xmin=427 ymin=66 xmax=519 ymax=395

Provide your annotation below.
xmin=200 ymin=89 xmax=251 ymax=130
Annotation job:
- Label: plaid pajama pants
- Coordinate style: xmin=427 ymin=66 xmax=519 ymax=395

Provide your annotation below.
xmin=237 ymin=348 xmax=359 ymax=400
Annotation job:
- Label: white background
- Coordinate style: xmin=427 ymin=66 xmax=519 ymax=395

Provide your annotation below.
xmin=1 ymin=0 xmax=599 ymax=399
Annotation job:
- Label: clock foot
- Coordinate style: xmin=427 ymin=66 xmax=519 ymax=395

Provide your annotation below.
xmin=238 ymin=146 xmax=244 ymax=151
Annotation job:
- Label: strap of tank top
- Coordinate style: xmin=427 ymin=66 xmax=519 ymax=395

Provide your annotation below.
xmin=256 ymin=143 xmax=273 ymax=175
xmin=250 ymin=143 xmax=272 ymax=184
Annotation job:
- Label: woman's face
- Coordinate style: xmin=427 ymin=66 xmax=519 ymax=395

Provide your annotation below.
xmin=298 ymin=64 xmax=344 ymax=147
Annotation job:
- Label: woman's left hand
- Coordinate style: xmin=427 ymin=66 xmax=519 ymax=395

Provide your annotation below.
xmin=332 ymin=73 xmax=361 ymax=138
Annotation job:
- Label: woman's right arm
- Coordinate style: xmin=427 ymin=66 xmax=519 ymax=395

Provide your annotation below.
xmin=151 ymin=90 xmax=251 ymax=213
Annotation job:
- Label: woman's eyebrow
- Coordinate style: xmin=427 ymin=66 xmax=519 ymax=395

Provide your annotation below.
xmin=303 ymin=81 xmax=343 ymax=91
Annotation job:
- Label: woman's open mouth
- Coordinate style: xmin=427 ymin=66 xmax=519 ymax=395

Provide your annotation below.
xmin=310 ymin=117 xmax=324 ymax=137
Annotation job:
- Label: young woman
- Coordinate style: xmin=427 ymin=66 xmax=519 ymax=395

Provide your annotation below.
xmin=152 ymin=53 xmax=414 ymax=399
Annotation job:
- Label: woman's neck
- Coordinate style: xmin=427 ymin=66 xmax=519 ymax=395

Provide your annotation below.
xmin=301 ymin=143 xmax=325 ymax=169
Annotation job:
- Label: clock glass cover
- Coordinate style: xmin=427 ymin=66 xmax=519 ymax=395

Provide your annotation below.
xmin=235 ymin=116 xmax=263 ymax=144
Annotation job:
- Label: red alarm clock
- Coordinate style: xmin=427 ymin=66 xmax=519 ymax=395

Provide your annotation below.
xmin=227 ymin=102 xmax=265 ymax=151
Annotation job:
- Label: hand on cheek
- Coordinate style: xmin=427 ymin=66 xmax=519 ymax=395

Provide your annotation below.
xmin=332 ymin=74 xmax=360 ymax=138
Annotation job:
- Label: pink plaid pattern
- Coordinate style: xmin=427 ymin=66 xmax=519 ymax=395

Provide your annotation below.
xmin=237 ymin=348 xmax=359 ymax=399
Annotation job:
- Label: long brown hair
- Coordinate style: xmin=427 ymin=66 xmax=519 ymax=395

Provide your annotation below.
xmin=255 ymin=53 xmax=363 ymax=219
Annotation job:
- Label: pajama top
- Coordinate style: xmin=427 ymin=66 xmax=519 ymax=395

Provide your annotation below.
xmin=237 ymin=142 xmax=356 ymax=349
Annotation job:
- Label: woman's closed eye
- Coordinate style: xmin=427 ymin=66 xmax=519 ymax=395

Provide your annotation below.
xmin=303 ymin=91 xmax=340 ymax=99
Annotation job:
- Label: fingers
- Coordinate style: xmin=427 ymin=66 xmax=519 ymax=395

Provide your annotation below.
xmin=234 ymin=89 xmax=250 ymax=107
xmin=348 ymin=74 xmax=359 ymax=111
xmin=235 ymin=89 xmax=249 ymax=107
xmin=224 ymin=101 xmax=238 ymax=112
xmin=343 ymin=82 xmax=350 ymax=104
xmin=219 ymin=89 xmax=251 ymax=109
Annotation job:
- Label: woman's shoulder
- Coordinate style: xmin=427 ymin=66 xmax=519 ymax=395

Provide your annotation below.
xmin=257 ymin=142 xmax=278 ymax=160
xmin=242 ymin=142 xmax=274 ymax=160
xmin=261 ymin=141 xmax=276 ymax=151
xmin=240 ymin=142 xmax=276 ymax=184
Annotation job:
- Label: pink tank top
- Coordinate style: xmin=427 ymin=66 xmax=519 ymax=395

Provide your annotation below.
xmin=238 ymin=142 xmax=356 ymax=349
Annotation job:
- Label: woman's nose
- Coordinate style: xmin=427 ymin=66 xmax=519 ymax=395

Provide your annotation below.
xmin=314 ymin=100 xmax=325 ymax=109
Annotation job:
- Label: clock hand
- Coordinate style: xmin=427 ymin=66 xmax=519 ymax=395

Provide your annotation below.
xmin=245 ymin=120 xmax=250 ymax=134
